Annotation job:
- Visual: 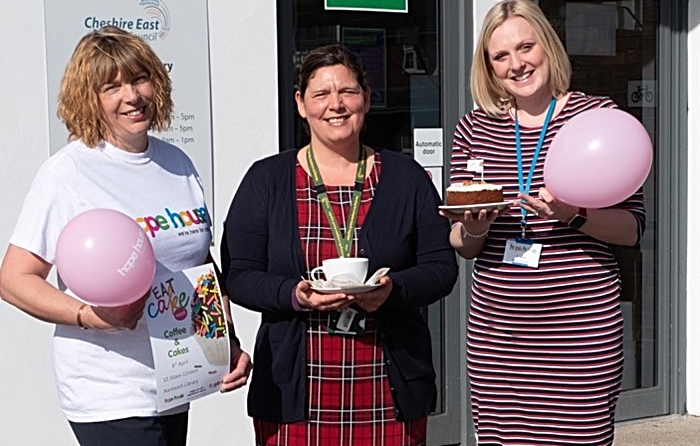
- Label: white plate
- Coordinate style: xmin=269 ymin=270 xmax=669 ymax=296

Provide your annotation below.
xmin=310 ymin=284 xmax=381 ymax=294
xmin=439 ymin=201 xmax=511 ymax=213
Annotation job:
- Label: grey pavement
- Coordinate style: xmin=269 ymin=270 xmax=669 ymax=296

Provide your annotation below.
xmin=614 ymin=415 xmax=700 ymax=446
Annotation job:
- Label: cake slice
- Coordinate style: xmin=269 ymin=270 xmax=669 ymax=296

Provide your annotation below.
xmin=446 ymin=181 xmax=504 ymax=206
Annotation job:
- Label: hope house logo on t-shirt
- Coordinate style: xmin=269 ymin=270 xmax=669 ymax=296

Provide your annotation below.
xmin=136 ymin=207 xmax=209 ymax=238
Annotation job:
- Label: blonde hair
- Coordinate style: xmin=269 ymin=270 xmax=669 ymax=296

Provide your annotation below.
xmin=57 ymin=26 xmax=172 ymax=148
xmin=471 ymin=0 xmax=571 ymax=116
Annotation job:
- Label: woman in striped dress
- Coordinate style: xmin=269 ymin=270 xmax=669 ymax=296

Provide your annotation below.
xmin=222 ymin=44 xmax=458 ymax=445
xmin=440 ymin=1 xmax=646 ymax=445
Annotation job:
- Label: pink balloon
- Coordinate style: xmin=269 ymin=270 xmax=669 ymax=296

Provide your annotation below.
xmin=544 ymin=108 xmax=653 ymax=208
xmin=55 ymin=209 xmax=156 ymax=307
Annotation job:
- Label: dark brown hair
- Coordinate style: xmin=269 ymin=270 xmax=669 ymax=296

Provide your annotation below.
xmin=296 ymin=44 xmax=369 ymax=97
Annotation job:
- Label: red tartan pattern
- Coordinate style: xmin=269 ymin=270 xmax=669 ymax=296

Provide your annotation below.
xmin=254 ymin=154 xmax=427 ymax=446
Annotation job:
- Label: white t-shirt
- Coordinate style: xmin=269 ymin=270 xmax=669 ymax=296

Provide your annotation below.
xmin=9 ymin=137 xmax=213 ymax=422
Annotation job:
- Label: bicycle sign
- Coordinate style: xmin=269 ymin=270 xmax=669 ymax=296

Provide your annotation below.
xmin=627 ymin=80 xmax=656 ymax=108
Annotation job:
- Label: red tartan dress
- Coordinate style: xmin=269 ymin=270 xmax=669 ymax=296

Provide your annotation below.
xmin=254 ymin=153 xmax=427 ymax=446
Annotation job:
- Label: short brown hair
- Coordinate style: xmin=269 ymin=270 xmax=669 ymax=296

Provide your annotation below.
xmin=57 ymin=26 xmax=172 ymax=148
xmin=471 ymin=0 xmax=571 ymax=116
xmin=296 ymin=44 xmax=369 ymax=97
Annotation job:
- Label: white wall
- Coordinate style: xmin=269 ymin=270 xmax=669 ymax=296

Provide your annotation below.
xmin=686 ymin=1 xmax=700 ymax=416
xmin=0 ymin=1 xmax=277 ymax=444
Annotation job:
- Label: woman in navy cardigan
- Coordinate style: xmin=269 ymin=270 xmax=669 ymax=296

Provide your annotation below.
xmin=221 ymin=44 xmax=457 ymax=446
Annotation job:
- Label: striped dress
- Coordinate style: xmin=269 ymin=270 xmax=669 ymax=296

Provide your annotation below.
xmin=450 ymin=92 xmax=646 ymax=446
xmin=254 ymin=153 xmax=427 ymax=446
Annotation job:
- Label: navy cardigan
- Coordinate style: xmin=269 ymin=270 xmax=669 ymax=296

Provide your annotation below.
xmin=221 ymin=148 xmax=458 ymax=422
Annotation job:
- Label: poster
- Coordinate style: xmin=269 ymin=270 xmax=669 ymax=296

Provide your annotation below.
xmin=146 ymin=263 xmax=229 ymax=411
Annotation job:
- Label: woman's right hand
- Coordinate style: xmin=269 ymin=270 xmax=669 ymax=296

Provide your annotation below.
xmin=440 ymin=204 xmax=512 ymax=259
xmin=444 ymin=208 xmax=496 ymax=235
xmin=84 ymin=294 xmax=148 ymax=330
xmin=295 ymin=279 xmax=355 ymax=312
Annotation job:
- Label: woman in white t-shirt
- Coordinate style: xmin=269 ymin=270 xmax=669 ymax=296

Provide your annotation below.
xmin=0 ymin=26 xmax=251 ymax=446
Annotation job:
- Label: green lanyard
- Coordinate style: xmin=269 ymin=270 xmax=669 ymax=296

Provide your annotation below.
xmin=306 ymin=142 xmax=366 ymax=258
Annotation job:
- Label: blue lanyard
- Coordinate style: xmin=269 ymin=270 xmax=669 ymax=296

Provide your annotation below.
xmin=515 ymin=98 xmax=557 ymax=237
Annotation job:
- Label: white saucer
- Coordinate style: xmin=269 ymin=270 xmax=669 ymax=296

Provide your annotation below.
xmin=310 ymin=284 xmax=381 ymax=294
xmin=439 ymin=201 xmax=511 ymax=213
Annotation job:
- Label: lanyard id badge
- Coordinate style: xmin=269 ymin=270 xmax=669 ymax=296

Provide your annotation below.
xmin=327 ymin=307 xmax=367 ymax=336
xmin=307 ymin=143 xmax=368 ymax=336
xmin=306 ymin=142 xmax=366 ymax=259
xmin=502 ymin=98 xmax=555 ymax=269
xmin=503 ymin=238 xmax=543 ymax=268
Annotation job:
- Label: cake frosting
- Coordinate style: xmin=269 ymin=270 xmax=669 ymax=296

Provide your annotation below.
xmin=446 ymin=182 xmax=502 ymax=192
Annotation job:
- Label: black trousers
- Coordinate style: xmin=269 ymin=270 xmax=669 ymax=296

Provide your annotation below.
xmin=69 ymin=412 xmax=188 ymax=446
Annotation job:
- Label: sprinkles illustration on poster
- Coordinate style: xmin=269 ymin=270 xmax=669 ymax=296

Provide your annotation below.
xmin=191 ymin=271 xmax=229 ymax=365
xmin=146 ymin=263 xmax=230 ymax=411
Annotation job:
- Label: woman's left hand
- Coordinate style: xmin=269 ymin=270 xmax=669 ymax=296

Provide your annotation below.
xmin=353 ymin=275 xmax=393 ymax=313
xmin=220 ymin=343 xmax=253 ymax=393
xmin=517 ymin=187 xmax=578 ymax=223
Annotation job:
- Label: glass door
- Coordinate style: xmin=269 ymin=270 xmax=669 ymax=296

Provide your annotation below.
xmin=539 ymin=0 xmax=684 ymax=421
xmin=277 ymin=2 xmax=465 ymax=444
xmin=278 ymin=0 xmax=441 ymax=155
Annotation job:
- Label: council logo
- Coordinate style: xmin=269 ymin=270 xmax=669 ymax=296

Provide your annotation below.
xmin=139 ymin=0 xmax=171 ymax=41
xmin=82 ymin=0 xmax=172 ymax=42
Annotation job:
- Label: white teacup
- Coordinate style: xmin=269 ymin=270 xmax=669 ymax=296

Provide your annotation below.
xmin=310 ymin=257 xmax=369 ymax=284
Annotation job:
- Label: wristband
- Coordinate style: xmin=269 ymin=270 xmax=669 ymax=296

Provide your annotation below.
xmin=76 ymin=303 xmax=89 ymax=330
xmin=461 ymin=225 xmax=489 ymax=238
